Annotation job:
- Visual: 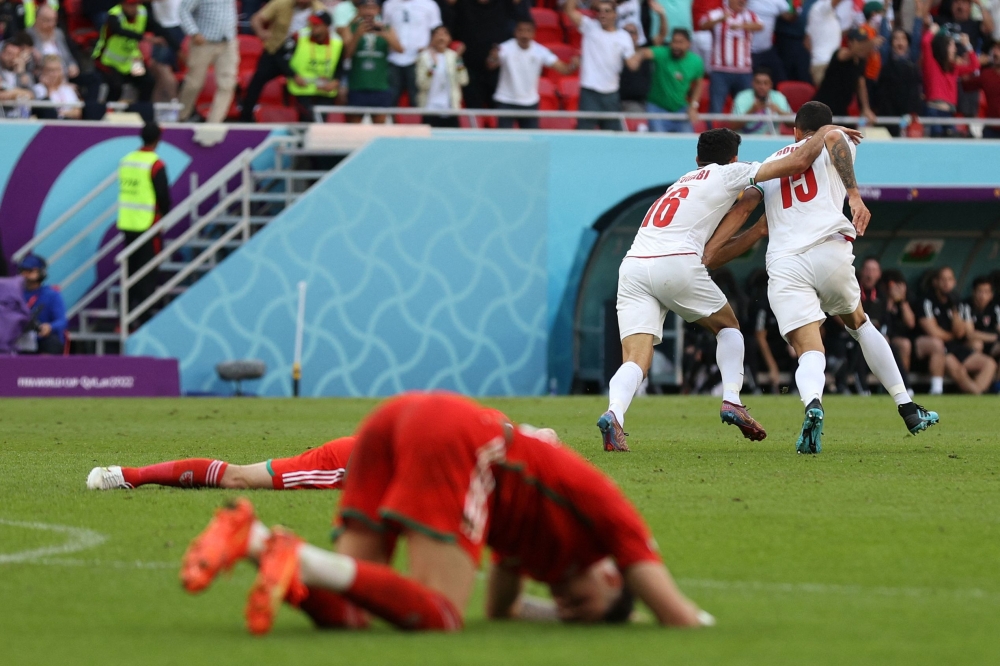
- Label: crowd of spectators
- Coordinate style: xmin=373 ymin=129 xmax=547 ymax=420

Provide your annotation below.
xmin=1 ymin=0 xmax=999 ymax=132
xmin=682 ymin=260 xmax=1000 ymax=396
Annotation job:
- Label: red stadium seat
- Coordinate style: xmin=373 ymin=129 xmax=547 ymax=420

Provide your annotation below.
xmin=325 ymin=112 xmax=346 ymax=123
xmin=846 ymin=97 xmax=859 ymax=117
xmin=698 ymin=78 xmax=710 ymax=112
xmin=394 ymin=91 xmax=423 ymax=124
xmin=531 ymin=8 xmax=564 ymax=44
xmin=259 ymin=77 xmax=287 ymax=105
xmin=561 ymin=12 xmax=582 ymax=48
xmin=539 ymin=116 xmax=575 ymax=130
xmin=538 ymin=78 xmax=559 ymax=111
xmin=558 ymin=76 xmax=580 ymax=111
xmin=542 ymin=43 xmax=579 ymax=81
xmin=255 ymin=104 xmax=298 ymax=123
xmin=776 ymin=80 xmax=816 ymax=113
xmin=238 ymin=35 xmax=264 ymax=75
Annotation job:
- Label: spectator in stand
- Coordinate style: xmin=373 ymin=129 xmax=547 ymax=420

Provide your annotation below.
xmin=489 ymin=18 xmax=578 ymax=129
xmin=18 ymin=0 xmax=58 ymax=30
xmin=149 ymin=0 xmax=185 ymax=104
xmin=382 ymin=0 xmax=441 ymax=106
xmin=857 ymin=2 xmax=886 ymax=103
xmin=730 ymin=65 xmax=790 ymax=133
xmin=814 ymin=28 xmax=877 ymax=123
xmin=882 ymin=269 xmax=917 ymax=376
xmin=281 ymin=10 xmax=343 ymax=120
xmin=639 ymin=27 xmax=703 ymax=131
xmin=178 ymin=0 xmax=240 ymax=122
xmin=918 ymin=266 xmax=996 ymax=394
xmin=1 ymin=1 xmax=19 ymax=42
xmin=0 ymin=35 xmax=35 ymax=101
xmin=92 ymin=0 xmax=161 ymax=104
xmin=415 ymin=24 xmax=467 ymax=126
xmin=32 ymin=54 xmax=81 ymax=118
xmin=963 ymin=40 xmax=1000 ymax=137
xmin=805 ymin=0 xmax=849 ymax=87
xmin=985 ymin=0 xmax=1000 ymax=46
xmin=700 ymin=0 xmax=762 ymax=115
xmin=875 ymin=0 xmax=925 ymax=135
xmin=616 ymin=0 xmax=654 ymax=46
xmin=241 ymin=0 xmax=325 ymax=122
xmin=747 ymin=0 xmax=794 ymax=83
xmin=345 ymin=0 xmax=402 ymax=123
xmin=691 ymin=0 xmax=721 ymax=73
xmin=948 ymin=0 xmax=993 ymax=119
xmin=961 ymin=276 xmax=1000 ymax=389
xmin=452 ymin=0 xmax=523 ymax=110
xmin=26 ymin=6 xmax=79 ymax=80
xmin=333 ymin=0 xmax=359 ymax=45
xmin=619 ymin=22 xmax=653 ymax=115
xmin=566 ymin=0 xmax=643 ymax=130
xmin=773 ymin=0 xmax=810 ymax=83
xmin=17 ymin=254 xmax=66 ymax=355
xmin=922 ymin=21 xmax=980 ymax=137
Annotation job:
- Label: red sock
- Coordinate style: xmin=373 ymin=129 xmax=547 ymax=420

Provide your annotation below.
xmin=121 ymin=459 xmax=229 ymax=488
xmin=341 ymin=560 xmax=463 ymax=631
xmin=295 ymin=586 xmax=368 ymax=629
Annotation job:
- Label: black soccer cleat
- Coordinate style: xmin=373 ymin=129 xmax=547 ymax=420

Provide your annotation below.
xmin=899 ymin=402 xmax=939 ymax=435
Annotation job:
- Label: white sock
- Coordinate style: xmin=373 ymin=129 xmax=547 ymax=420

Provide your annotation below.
xmin=297 ymin=543 xmax=358 ymax=592
xmin=847 ymin=316 xmax=911 ymax=407
xmin=796 ymin=350 xmax=826 ymax=406
xmin=248 ymin=521 xmax=270 ymax=559
xmin=930 ymin=376 xmax=944 ymax=395
xmin=716 ymin=328 xmax=745 ymax=405
xmin=608 ymin=361 xmax=644 ymax=426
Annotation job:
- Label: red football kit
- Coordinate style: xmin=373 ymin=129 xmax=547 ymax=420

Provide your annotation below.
xmin=268 ymin=437 xmax=355 ymax=490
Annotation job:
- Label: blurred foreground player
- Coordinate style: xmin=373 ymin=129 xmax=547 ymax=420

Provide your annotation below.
xmin=180 ymin=392 xmax=714 ymax=633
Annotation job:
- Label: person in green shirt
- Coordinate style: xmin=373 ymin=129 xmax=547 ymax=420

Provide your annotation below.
xmin=639 ymin=28 xmax=705 ymax=132
xmin=345 ymin=0 xmax=402 ymax=123
xmin=730 ymin=66 xmax=791 ymax=135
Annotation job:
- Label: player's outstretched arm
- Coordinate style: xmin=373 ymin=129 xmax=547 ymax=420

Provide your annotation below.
xmin=825 ymin=131 xmax=871 ymax=236
xmin=624 ymin=562 xmax=712 ymax=628
xmin=485 ymin=563 xmax=525 ymax=619
xmin=703 ymin=188 xmax=766 ymax=270
xmin=753 ymin=125 xmax=863 ymax=184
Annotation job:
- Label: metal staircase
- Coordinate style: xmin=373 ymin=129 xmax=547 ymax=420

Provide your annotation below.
xmin=13 ymin=132 xmax=330 ymax=355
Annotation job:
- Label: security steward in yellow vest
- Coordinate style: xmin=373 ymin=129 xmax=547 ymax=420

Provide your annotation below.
xmin=118 ymin=122 xmax=171 ymax=317
xmin=92 ymin=0 xmax=175 ymax=104
xmin=280 ymin=10 xmax=343 ymax=121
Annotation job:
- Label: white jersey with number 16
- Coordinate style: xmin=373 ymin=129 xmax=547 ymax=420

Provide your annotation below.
xmin=759 ymin=131 xmax=857 ymax=268
xmin=625 ymin=161 xmax=761 ymax=259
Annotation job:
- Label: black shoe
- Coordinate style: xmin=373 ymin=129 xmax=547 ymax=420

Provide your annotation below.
xmin=898 ymin=402 xmax=939 ymax=435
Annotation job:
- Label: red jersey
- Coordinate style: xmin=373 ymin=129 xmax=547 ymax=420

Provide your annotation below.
xmin=487 ymin=429 xmax=660 ymax=584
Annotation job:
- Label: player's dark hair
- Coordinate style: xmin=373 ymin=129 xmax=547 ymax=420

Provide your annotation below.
xmin=882 ymin=269 xmax=906 ymax=286
xmin=752 ymin=66 xmax=772 ymax=80
xmin=696 ymin=128 xmax=741 ymax=166
xmin=795 ymin=101 xmax=833 ymax=133
xmin=672 ymin=27 xmax=691 ymax=41
xmin=141 ymin=122 xmax=162 ymax=146
xmin=603 ymin=588 xmax=635 ymax=624
xmin=972 ymin=275 xmax=993 ymax=290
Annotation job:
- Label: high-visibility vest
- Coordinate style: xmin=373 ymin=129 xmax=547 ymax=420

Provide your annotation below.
xmin=117 ymin=150 xmax=159 ymax=233
xmin=92 ymin=5 xmax=147 ymax=75
xmin=22 ymin=0 xmax=59 ymax=28
xmin=286 ymin=29 xmax=343 ymax=98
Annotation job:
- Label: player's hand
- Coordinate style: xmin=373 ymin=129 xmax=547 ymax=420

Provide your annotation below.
xmin=836 ymin=125 xmax=864 ymax=144
xmin=849 ymin=195 xmax=870 ymax=236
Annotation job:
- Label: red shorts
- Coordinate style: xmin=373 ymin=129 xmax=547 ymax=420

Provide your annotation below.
xmin=337 ymin=392 xmax=509 ymax=564
xmin=268 ymin=437 xmax=356 ymax=490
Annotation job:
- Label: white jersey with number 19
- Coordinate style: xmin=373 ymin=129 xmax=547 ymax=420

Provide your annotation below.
xmin=759 ymin=131 xmax=857 ymax=268
xmin=625 ymin=161 xmax=761 ymax=259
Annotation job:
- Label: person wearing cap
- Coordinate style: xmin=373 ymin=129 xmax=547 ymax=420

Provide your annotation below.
xmin=17 ymin=254 xmax=66 ymax=355
xmin=280 ymin=10 xmax=343 ymax=120
xmin=813 ymin=27 xmax=877 ymax=124
xmin=92 ymin=0 xmax=160 ymax=103
xmin=178 ymin=0 xmax=240 ymax=122
xmin=240 ymin=0 xmax=326 ymax=122
xmin=117 ymin=122 xmax=172 ymax=319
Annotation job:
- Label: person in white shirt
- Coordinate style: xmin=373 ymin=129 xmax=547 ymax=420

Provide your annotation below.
xmin=747 ymin=0 xmax=794 ymax=82
xmin=598 ymin=124 xmax=862 ymax=452
xmin=805 ymin=0 xmax=854 ymax=86
xmin=710 ymin=102 xmax=938 ymax=454
xmin=33 ymin=54 xmax=82 ymax=118
xmin=565 ymin=0 xmax=643 ymax=130
xmin=416 ymin=24 xmax=468 ymax=126
xmin=488 ymin=18 xmax=578 ymax=128
xmin=382 ymin=0 xmax=441 ymax=105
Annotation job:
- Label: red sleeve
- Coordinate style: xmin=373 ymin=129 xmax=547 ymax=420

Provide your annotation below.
xmin=150 ymin=160 xmax=165 ymax=178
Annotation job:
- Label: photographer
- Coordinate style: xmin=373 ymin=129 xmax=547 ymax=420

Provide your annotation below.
xmin=730 ymin=66 xmax=791 ymax=134
xmin=345 ymin=0 xmax=402 ymax=123
xmin=17 ymin=254 xmax=66 ymax=355
xmin=947 ymin=0 xmax=994 ymax=119
xmin=922 ymin=18 xmax=980 ymax=137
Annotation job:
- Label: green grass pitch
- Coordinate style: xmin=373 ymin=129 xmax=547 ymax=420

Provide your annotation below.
xmin=2 ymin=395 xmax=998 ymax=665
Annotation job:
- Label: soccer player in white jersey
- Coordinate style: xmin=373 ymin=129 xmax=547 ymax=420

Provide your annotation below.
xmin=716 ymin=102 xmax=939 ymax=454
xmin=598 ymin=126 xmax=861 ymax=452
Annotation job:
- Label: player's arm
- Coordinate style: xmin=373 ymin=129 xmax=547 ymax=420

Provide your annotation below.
xmin=624 ymin=562 xmax=711 ymax=628
xmin=825 ymin=130 xmax=871 ymax=236
xmin=919 ymin=301 xmax=953 ymax=342
xmin=485 ymin=562 xmax=524 ymax=619
xmin=752 ymin=125 xmax=862 ymax=183
xmin=703 ymin=188 xmax=767 ymax=270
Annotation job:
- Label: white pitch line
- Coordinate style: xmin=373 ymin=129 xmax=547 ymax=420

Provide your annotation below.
xmin=34 ymin=558 xmax=176 ymax=570
xmin=678 ymin=578 xmax=1000 ymax=601
xmin=0 ymin=519 xmax=107 ymax=564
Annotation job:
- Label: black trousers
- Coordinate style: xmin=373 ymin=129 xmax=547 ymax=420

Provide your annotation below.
xmin=121 ymin=229 xmax=160 ymax=317
xmin=239 ymin=50 xmax=285 ymax=122
xmin=100 ymin=66 xmax=155 ymax=103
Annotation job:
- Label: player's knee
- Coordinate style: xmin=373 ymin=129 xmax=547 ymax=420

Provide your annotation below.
xmin=219 ymin=469 xmax=250 ymax=489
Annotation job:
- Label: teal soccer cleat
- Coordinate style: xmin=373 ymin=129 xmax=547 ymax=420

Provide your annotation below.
xmin=899 ymin=402 xmax=939 ymax=435
xmin=796 ymin=399 xmax=824 ymax=454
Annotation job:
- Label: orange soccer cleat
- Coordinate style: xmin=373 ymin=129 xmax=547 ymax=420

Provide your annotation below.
xmin=180 ymin=497 xmax=256 ymax=593
xmin=245 ymin=527 xmax=307 ymax=635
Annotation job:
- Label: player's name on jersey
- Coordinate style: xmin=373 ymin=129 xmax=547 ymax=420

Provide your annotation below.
xmin=677 ymin=169 xmax=711 ymax=184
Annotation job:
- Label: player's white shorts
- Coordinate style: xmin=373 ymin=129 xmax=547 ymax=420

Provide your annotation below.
xmin=617 ymin=254 xmax=728 ymax=344
xmin=767 ymin=238 xmax=861 ymax=340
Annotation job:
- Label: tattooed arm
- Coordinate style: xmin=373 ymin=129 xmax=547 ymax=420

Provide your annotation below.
xmin=825 ymin=130 xmax=871 ymax=236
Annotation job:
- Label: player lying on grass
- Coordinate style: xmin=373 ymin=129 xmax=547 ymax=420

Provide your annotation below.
xmin=704 ymin=101 xmax=939 ymax=454
xmin=180 ymin=392 xmax=714 ymax=633
xmin=598 ymin=124 xmax=864 ymax=452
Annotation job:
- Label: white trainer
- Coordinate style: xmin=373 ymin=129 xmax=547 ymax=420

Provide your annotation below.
xmin=87 ymin=466 xmax=131 ymax=490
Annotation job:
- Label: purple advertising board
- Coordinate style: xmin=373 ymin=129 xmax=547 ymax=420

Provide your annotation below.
xmin=0 ymin=355 xmax=180 ymax=397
